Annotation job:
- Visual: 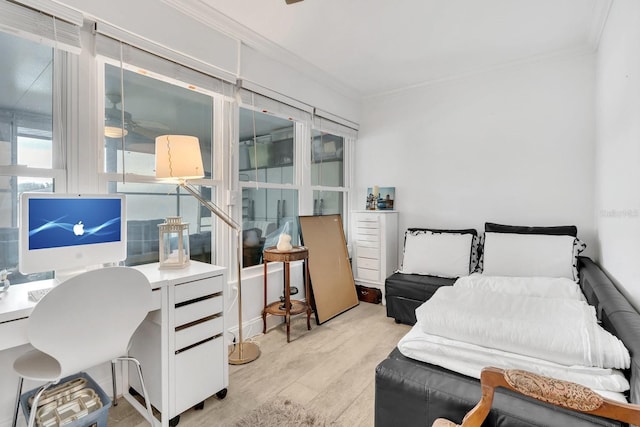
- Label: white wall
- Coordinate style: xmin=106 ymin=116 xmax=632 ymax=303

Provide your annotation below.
xmin=355 ymin=54 xmax=597 ymax=256
xmin=595 ymin=0 xmax=640 ymax=309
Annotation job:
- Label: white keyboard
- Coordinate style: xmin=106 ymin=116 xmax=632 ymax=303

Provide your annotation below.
xmin=28 ymin=288 xmax=51 ymax=302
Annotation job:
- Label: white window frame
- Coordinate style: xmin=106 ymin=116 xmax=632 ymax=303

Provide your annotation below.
xmin=94 ymin=53 xmax=234 ymax=269
xmin=236 ymin=97 xmax=356 ymax=270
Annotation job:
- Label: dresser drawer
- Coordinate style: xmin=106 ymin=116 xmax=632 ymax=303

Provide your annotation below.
xmin=357 ymin=257 xmax=379 ymax=269
xmin=357 ymin=246 xmax=379 ymax=259
xmin=355 ymin=233 xmax=380 ymax=243
xmin=356 ymin=226 xmax=379 ymax=234
xmin=175 ymin=316 xmax=223 ymax=350
xmin=357 ymin=267 xmax=379 ymax=282
xmin=356 ymin=222 xmax=379 ymax=232
xmin=356 ymin=240 xmax=379 ymax=250
xmin=150 ymin=288 xmax=162 ymax=311
xmin=175 ymin=294 xmax=223 ymax=327
xmin=175 ymin=275 xmax=223 ymax=304
xmin=354 ymin=214 xmax=379 ymax=225
xmin=354 ymin=229 xmax=380 ymax=241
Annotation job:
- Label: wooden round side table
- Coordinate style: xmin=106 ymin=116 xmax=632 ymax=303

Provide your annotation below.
xmin=262 ymin=246 xmax=312 ymax=342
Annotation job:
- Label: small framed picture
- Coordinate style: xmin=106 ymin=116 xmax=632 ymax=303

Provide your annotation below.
xmin=366 ymin=186 xmax=395 ymax=210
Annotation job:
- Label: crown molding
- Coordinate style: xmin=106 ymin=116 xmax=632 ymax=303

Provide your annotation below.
xmin=364 ymin=45 xmax=596 ymax=100
xmin=160 ymin=0 xmax=361 ymax=102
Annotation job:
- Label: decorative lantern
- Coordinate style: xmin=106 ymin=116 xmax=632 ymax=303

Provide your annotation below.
xmin=158 ymin=216 xmax=190 ymax=269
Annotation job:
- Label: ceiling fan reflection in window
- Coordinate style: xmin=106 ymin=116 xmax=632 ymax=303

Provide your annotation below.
xmin=104 ymin=93 xmax=169 ymax=151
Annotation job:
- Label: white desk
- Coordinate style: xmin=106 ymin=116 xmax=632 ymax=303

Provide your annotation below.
xmin=0 ymin=261 xmax=228 ymax=427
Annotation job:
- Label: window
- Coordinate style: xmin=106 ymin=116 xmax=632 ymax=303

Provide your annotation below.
xmin=0 ymin=31 xmax=66 ymax=284
xmin=101 ymin=59 xmax=221 ymax=266
xmin=239 ymin=109 xmax=295 ymax=184
xmin=311 ymin=130 xmax=345 ymax=215
xmin=236 ymin=93 xmax=357 ymax=269
xmin=0 ymin=32 xmax=54 ymax=170
xmin=0 ymin=1 xmax=81 ymax=283
xmin=103 ymin=64 xmax=213 ymax=177
xmin=310 ymin=112 xmax=357 ymax=223
xmin=239 ymin=108 xmax=299 ymax=267
xmin=110 ymin=182 xmax=214 ymax=265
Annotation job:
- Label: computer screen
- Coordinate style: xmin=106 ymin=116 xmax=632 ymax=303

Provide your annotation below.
xmin=19 ymin=193 xmax=127 ymax=276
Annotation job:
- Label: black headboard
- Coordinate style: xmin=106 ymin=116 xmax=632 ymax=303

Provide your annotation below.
xmin=579 ymin=257 xmax=640 ymax=404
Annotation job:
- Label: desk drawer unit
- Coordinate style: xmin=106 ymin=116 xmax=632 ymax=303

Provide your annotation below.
xmin=171 ymin=275 xmax=226 ymax=414
xmin=350 ymin=211 xmax=399 ymax=305
xmin=129 ymin=267 xmax=228 ymax=424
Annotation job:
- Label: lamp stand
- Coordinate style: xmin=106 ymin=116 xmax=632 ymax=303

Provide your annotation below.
xmin=179 ymin=182 xmax=260 ymax=365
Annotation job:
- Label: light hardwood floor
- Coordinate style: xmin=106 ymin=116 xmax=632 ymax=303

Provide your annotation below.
xmin=108 ymin=302 xmax=411 ymax=426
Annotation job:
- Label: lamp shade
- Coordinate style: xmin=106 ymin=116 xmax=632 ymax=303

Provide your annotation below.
xmin=155 ymin=135 xmax=205 ymax=180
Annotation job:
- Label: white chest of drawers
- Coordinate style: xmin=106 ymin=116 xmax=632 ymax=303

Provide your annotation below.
xmin=351 ymin=211 xmax=399 ymax=304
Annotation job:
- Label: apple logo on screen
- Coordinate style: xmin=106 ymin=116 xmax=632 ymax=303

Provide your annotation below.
xmin=73 ymin=221 xmax=84 ymax=236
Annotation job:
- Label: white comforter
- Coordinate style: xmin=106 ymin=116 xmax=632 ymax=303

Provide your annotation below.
xmin=397 ymin=274 xmax=632 ymax=397
xmin=414 ymin=275 xmax=630 ymax=370
xmin=398 ymin=326 xmax=630 ymax=398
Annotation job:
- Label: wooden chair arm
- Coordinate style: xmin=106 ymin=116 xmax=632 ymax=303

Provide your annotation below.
xmin=432 ymin=418 xmax=459 ymax=427
xmin=501 ymin=369 xmax=603 ymax=411
xmin=431 ymin=367 xmax=640 ymax=427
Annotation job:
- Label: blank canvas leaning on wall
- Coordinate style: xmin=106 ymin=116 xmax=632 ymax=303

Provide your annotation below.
xmin=298 ymin=214 xmax=359 ymax=324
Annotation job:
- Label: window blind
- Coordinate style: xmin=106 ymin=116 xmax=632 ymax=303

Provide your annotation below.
xmin=12 ymin=0 xmax=83 ymax=26
xmin=313 ymin=110 xmax=358 ymax=139
xmin=237 ymin=86 xmax=312 ymax=124
xmin=0 ymin=0 xmax=82 ymax=53
xmin=94 ymin=22 xmax=236 ymax=99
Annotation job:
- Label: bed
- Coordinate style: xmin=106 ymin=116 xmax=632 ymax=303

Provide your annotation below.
xmin=374 ymin=224 xmax=640 ymax=427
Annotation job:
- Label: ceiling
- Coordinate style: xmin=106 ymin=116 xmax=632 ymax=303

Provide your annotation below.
xmin=195 ymin=0 xmax=611 ymax=98
xmin=0 ymin=0 xmax=612 ymax=147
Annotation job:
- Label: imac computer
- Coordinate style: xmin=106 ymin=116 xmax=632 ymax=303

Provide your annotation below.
xmin=19 ymin=193 xmax=127 ymax=281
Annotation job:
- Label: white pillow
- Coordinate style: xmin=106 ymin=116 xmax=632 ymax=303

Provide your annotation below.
xmin=401 ymin=231 xmax=473 ymax=278
xmin=482 ymin=232 xmax=576 ymax=280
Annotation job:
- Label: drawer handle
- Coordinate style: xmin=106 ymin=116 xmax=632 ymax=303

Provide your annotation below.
xmin=175 ymin=276 xmax=222 ymax=287
xmin=175 ymin=313 xmax=221 ymax=332
xmin=175 ymin=291 xmax=222 ymax=308
xmin=175 ymin=333 xmax=222 ymax=355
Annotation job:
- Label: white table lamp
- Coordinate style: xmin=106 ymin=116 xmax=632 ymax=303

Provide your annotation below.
xmin=155 ymin=135 xmax=260 ymax=365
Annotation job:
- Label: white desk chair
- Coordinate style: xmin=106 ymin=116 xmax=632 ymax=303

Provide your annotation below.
xmin=11 ymin=267 xmax=155 ymax=427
